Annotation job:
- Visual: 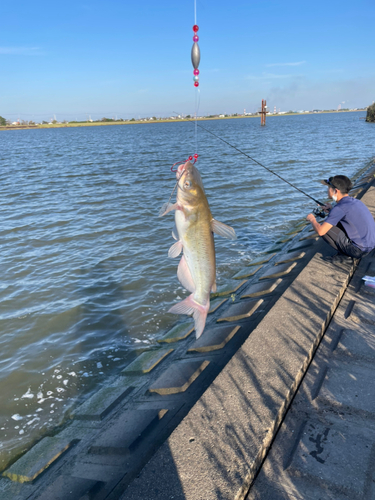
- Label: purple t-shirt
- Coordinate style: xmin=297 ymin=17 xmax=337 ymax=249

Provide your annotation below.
xmin=326 ymin=196 xmax=375 ymax=251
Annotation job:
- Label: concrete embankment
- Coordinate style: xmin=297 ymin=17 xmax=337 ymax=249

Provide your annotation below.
xmin=0 ymin=164 xmax=374 ymax=500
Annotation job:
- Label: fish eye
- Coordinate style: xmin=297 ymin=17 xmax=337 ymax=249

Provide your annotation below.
xmin=184 ymin=181 xmax=192 ymax=189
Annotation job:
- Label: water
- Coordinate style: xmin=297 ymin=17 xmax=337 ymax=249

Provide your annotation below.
xmin=0 ymin=111 xmax=374 ymax=467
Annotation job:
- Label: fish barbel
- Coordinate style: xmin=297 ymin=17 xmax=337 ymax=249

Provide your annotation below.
xmin=160 ymin=161 xmax=236 ymax=338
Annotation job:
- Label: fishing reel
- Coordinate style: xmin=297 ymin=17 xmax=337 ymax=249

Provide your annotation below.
xmin=313 ymin=207 xmax=328 ymax=218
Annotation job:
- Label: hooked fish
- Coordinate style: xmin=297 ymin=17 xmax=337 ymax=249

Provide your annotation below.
xmin=160 ymin=161 xmax=236 ymax=338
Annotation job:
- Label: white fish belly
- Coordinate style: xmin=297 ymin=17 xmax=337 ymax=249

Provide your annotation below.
xmin=176 ymin=211 xmax=215 ymax=305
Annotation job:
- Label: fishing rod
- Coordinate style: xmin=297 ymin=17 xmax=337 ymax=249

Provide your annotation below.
xmin=174 ymin=112 xmax=326 ymax=208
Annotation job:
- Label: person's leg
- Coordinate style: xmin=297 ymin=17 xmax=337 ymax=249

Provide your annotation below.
xmin=336 ymin=236 xmax=364 ymax=258
xmin=337 ymin=221 xmax=348 ymax=237
xmin=321 ymin=226 xmax=342 ymax=251
xmin=322 ymin=226 xmax=363 ymax=258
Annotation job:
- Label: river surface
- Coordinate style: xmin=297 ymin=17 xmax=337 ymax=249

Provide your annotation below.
xmin=0 ymin=111 xmax=374 ymax=467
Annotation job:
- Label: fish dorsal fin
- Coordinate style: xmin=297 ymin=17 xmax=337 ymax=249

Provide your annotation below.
xmin=211 ymin=219 xmax=237 ymax=240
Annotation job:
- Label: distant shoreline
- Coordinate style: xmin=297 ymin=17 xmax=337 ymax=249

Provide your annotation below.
xmin=0 ymin=109 xmax=366 ymax=131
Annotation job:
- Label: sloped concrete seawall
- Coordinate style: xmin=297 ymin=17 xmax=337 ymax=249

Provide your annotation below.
xmin=120 ymin=238 xmax=355 ymax=500
xmin=1 ymin=164 xmax=374 ymax=500
xmin=121 ymin=174 xmax=375 ymax=500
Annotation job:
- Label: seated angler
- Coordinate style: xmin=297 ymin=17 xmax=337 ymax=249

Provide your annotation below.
xmin=306 ymin=175 xmax=375 ymax=259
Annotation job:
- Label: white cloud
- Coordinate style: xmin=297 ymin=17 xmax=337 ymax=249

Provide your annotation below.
xmin=265 ymin=61 xmax=306 ymax=67
xmin=246 ymin=73 xmax=303 ymax=80
xmin=0 ymin=47 xmax=41 ymax=55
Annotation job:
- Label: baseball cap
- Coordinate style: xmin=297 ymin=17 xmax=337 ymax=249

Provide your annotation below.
xmin=320 ymin=175 xmax=353 ymax=193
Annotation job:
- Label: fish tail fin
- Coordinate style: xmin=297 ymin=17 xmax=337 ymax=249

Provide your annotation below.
xmin=193 ymin=305 xmax=209 ymax=339
xmin=168 ymin=294 xmax=209 ymax=339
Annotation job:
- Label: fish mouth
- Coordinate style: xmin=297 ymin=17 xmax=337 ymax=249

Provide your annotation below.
xmin=176 ymin=162 xmax=194 ymax=191
xmin=176 ymin=161 xmax=194 ymax=179
xmin=176 ymin=163 xmax=185 ymax=179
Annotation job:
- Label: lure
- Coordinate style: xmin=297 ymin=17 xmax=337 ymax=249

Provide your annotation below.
xmin=191 ymin=24 xmax=200 ymax=87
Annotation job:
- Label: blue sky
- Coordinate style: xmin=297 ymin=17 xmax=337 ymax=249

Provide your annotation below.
xmin=1 ymin=0 xmax=374 ymax=121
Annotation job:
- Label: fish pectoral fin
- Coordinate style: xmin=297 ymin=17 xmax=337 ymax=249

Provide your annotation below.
xmin=172 ymin=223 xmax=179 ymax=241
xmin=158 ymin=202 xmax=180 ymax=217
xmin=211 ymin=282 xmax=217 ymax=293
xmin=177 ymin=255 xmax=196 ymax=292
xmin=168 ymin=294 xmax=209 ymax=339
xmin=168 ymin=240 xmax=183 ymax=258
xmin=211 ymin=219 xmax=237 ymax=240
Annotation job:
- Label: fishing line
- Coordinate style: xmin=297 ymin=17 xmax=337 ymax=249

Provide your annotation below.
xmin=194 ymin=89 xmax=200 ymax=156
xmin=193 ymin=0 xmax=199 ymax=157
xmin=174 ymin=113 xmax=325 ymax=207
xmin=191 ymin=4 xmax=200 ymax=159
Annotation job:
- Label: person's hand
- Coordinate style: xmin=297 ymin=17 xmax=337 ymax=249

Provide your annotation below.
xmin=306 ymin=213 xmax=316 ymax=223
xmin=323 ymin=203 xmax=332 ymax=212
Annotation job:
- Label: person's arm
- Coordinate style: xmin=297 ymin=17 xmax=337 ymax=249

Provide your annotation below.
xmin=306 ymin=213 xmax=332 ymax=236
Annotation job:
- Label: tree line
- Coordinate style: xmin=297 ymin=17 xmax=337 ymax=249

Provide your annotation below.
xmin=366 ymin=103 xmax=375 ymax=123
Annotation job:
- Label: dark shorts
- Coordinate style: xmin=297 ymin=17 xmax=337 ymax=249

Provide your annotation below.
xmin=322 ymin=225 xmax=370 ymax=258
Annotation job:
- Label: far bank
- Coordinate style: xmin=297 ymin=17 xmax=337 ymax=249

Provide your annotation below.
xmin=0 ymin=109 xmax=366 ymax=132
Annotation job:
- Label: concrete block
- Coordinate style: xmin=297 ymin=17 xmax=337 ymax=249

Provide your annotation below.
xmin=73 ymin=385 xmax=134 ymax=421
xmin=317 ymin=364 xmax=375 ymax=415
xmin=217 ymin=299 xmax=263 ymax=322
xmin=0 ymin=480 xmax=34 ymax=500
xmin=210 ymin=280 xmax=247 ymax=298
xmin=121 ymin=348 xmax=173 ymax=375
xmin=274 ymin=251 xmax=305 ymax=265
xmin=89 ymin=410 xmax=167 ymax=455
xmin=231 ymin=265 xmax=262 ymax=280
xmin=57 ymin=421 xmax=101 ymax=441
xmin=276 ymin=235 xmax=294 ymax=244
xmin=208 ymin=297 xmax=228 ymax=314
xmin=265 ymin=245 xmax=283 ymax=253
xmin=2 ymin=437 xmax=75 ymax=483
xmin=187 ymin=325 xmax=241 ymax=353
xmin=352 ymin=181 xmax=367 ymax=189
xmin=33 ymin=475 xmax=102 ymax=500
xmin=148 ymin=360 xmax=210 ymax=395
xmin=288 ymin=420 xmax=372 ymax=497
xmin=288 ymin=240 xmax=316 ymax=252
xmin=72 ymin=462 xmax=124 ymax=483
xmin=286 ymin=225 xmax=306 ymax=235
xmin=246 ymin=254 xmax=276 ymax=266
xmin=157 ymin=321 xmax=194 ymax=343
xmin=241 ymin=279 xmax=282 ymax=299
xmin=299 ymin=233 xmax=319 ymax=241
xmin=350 ymin=301 xmax=375 ymax=325
xmin=259 ymin=262 xmax=297 ymax=280
xmin=333 ymin=328 xmax=375 ymax=360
